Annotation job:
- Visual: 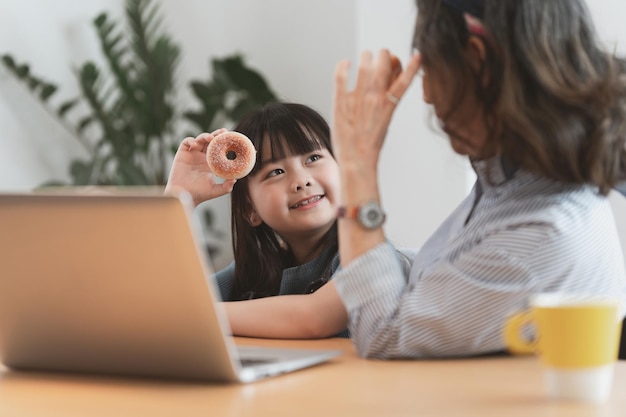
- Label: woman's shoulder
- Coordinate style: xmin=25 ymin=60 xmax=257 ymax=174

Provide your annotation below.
xmin=487 ymin=170 xmax=610 ymax=226
xmin=460 ymin=176 xmax=619 ymax=263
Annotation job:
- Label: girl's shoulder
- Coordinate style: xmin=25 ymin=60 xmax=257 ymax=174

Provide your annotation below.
xmin=214 ymin=261 xmax=236 ymax=301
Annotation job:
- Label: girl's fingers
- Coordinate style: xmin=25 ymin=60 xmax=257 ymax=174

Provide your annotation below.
xmin=175 ymin=128 xmax=231 ymax=155
xmin=179 ymin=136 xmax=196 ymax=151
xmin=195 ymin=129 xmax=226 ymax=152
xmin=221 ymin=179 xmax=237 ymax=193
xmin=210 ymin=128 xmax=228 ymax=137
xmin=197 ymin=128 xmax=228 ymax=144
xmin=195 ymin=132 xmax=212 ymax=143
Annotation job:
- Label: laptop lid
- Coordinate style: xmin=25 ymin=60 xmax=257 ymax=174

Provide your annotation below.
xmin=0 ymin=190 xmax=339 ymax=382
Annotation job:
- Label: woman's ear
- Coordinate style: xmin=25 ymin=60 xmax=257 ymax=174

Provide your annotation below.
xmin=249 ymin=209 xmax=263 ymax=227
xmin=466 ymin=36 xmax=488 ymax=83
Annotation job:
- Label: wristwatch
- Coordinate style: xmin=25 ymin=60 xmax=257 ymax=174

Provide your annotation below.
xmin=337 ymin=200 xmax=386 ymax=230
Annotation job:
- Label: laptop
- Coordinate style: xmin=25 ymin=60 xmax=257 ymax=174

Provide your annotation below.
xmin=0 ymin=190 xmax=341 ymax=383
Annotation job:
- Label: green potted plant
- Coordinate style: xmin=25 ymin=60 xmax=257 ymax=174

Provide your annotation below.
xmin=1 ymin=0 xmax=278 ymax=256
xmin=2 ymin=0 xmax=277 ymax=186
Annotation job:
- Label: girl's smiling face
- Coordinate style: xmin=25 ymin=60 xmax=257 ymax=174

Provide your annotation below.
xmin=246 ymin=144 xmax=340 ymax=246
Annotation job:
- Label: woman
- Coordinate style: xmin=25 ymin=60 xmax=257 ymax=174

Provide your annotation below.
xmin=226 ymin=0 xmax=626 ymax=359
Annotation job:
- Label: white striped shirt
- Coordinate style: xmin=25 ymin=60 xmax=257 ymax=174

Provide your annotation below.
xmin=334 ymin=156 xmax=626 ymax=358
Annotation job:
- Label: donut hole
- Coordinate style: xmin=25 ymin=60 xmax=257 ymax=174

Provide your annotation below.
xmin=226 ymin=151 xmax=237 ymax=160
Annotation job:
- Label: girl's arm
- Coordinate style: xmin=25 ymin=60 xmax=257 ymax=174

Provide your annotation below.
xmin=165 ymin=129 xmax=237 ymax=207
xmin=224 ymin=281 xmax=348 ymax=339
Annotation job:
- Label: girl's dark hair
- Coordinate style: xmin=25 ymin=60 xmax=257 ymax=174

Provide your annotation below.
xmin=414 ymin=0 xmax=626 ymax=194
xmin=228 ymin=102 xmax=338 ymax=300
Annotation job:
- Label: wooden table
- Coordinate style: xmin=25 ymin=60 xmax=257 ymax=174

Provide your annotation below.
xmin=0 ymin=337 xmax=624 ymax=417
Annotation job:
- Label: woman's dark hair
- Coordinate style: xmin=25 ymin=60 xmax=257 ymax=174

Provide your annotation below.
xmin=228 ymin=102 xmax=338 ymax=300
xmin=414 ymin=0 xmax=626 ymax=194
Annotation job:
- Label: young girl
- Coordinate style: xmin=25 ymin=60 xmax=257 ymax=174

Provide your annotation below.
xmin=166 ymin=102 xmax=343 ymax=305
xmin=223 ymin=0 xmax=626 ymax=355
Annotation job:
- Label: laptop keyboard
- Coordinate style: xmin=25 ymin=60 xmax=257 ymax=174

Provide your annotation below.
xmin=240 ymin=357 xmax=277 ymax=367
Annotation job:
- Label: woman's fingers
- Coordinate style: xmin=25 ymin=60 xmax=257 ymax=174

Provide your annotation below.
xmin=332 ymin=50 xmax=421 ymax=162
xmin=334 ymin=59 xmax=350 ymax=103
xmin=333 ymin=59 xmax=351 ymax=123
xmin=387 ymin=53 xmax=422 ymax=104
xmin=354 ymin=50 xmax=374 ymax=95
xmin=373 ymin=49 xmax=395 ymax=92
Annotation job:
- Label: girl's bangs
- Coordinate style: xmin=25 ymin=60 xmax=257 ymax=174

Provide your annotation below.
xmin=251 ymin=121 xmax=326 ymax=174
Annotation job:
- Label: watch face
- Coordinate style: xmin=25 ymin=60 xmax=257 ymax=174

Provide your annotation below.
xmin=358 ymin=201 xmax=386 ymax=229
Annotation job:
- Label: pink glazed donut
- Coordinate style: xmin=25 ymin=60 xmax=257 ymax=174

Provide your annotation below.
xmin=206 ymin=131 xmax=256 ymax=180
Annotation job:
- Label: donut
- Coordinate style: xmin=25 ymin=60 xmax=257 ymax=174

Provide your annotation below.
xmin=206 ymin=131 xmax=256 ymax=180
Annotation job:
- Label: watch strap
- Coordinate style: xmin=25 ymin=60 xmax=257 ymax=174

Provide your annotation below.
xmin=337 ymin=206 xmax=359 ymax=219
xmin=337 ymin=201 xmax=386 ymax=230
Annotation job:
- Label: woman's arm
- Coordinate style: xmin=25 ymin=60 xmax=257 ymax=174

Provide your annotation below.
xmin=224 ymin=281 xmax=348 ymax=339
xmin=332 ymin=51 xmax=421 ymax=265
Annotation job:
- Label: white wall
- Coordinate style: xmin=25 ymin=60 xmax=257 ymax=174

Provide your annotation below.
xmin=0 ymin=0 xmax=625 ymax=268
xmin=356 ymin=0 xmax=470 ymax=251
xmin=0 ymin=0 xmax=124 ymax=189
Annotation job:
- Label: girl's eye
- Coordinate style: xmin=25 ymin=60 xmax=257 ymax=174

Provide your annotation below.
xmin=266 ymin=168 xmax=284 ymax=178
xmin=306 ymin=154 xmax=321 ymax=164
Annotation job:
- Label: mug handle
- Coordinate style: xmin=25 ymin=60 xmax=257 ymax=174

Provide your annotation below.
xmin=504 ymin=311 xmax=536 ymax=355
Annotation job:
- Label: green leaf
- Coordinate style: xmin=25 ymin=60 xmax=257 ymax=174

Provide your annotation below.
xmin=1 ymin=54 xmax=16 ymax=69
xmin=77 ymin=116 xmax=94 ymax=133
xmin=94 ymin=12 xmax=108 ymax=28
xmin=27 ymin=77 xmax=41 ymax=91
xmin=184 ymin=110 xmax=219 ymax=132
xmin=212 ymin=55 xmax=277 ymax=105
xmin=16 ymin=64 xmax=30 ymax=78
xmin=39 ymin=83 xmax=58 ymax=101
xmin=38 ymin=180 xmax=70 ymax=188
xmin=69 ymin=160 xmax=95 ymax=185
xmin=115 ymin=160 xmax=151 ymax=185
xmin=79 ymin=62 xmax=100 ymax=84
xmin=228 ymin=97 xmax=262 ymax=122
xmin=58 ymin=98 xmax=79 ymax=117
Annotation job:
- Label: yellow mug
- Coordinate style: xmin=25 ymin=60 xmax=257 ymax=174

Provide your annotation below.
xmin=504 ymin=293 xmax=623 ymax=403
xmin=505 ymin=295 xmax=622 ymax=368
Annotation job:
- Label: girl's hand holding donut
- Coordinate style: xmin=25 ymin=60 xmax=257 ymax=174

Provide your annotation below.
xmin=165 ymin=129 xmax=238 ymax=207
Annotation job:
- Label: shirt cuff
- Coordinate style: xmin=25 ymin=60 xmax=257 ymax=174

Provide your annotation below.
xmin=333 ymin=241 xmax=407 ymax=310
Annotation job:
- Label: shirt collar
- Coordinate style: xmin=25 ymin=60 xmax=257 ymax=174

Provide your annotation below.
xmin=471 ymin=155 xmax=518 ymax=190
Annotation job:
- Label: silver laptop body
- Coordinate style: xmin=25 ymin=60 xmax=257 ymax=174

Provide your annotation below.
xmin=0 ymin=191 xmax=340 ymax=383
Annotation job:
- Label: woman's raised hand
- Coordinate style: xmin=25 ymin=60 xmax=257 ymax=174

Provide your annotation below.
xmin=165 ymin=128 xmax=237 ymax=207
xmin=332 ymin=50 xmax=421 ymax=176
